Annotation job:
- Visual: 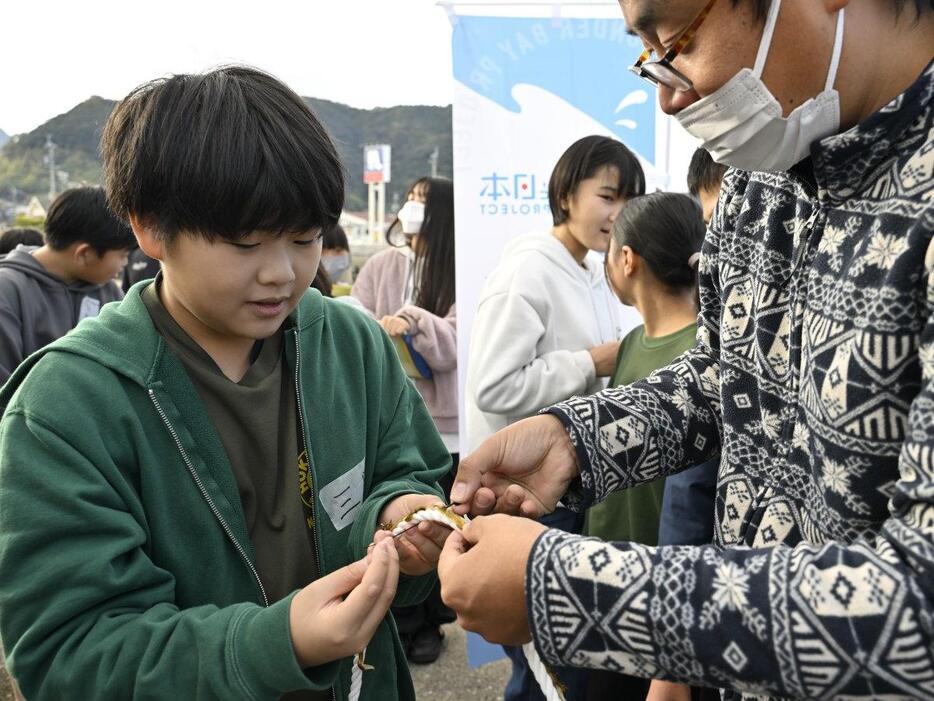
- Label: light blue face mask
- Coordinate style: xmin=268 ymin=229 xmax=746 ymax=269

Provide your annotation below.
xmin=322 ymin=253 xmax=351 ymax=280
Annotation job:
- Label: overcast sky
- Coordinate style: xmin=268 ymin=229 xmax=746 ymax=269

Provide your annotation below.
xmin=0 ymin=0 xmax=460 ymax=135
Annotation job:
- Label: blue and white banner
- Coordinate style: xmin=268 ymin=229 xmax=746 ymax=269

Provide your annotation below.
xmin=451 ymin=9 xmax=697 ymax=450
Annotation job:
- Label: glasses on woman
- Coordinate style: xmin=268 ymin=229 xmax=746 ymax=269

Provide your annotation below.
xmin=629 ymin=0 xmax=719 ymax=92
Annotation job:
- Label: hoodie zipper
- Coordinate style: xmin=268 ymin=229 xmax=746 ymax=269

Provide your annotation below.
xmin=291 ymin=332 xmax=338 ymax=701
xmin=148 ymin=389 xmax=269 ymax=607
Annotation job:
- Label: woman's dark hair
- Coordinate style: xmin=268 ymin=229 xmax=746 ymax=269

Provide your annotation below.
xmin=612 ymin=192 xmax=705 ymax=293
xmin=311 ymin=262 xmax=333 ymax=297
xmin=101 ymin=65 xmax=344 ymax=243
xmin=0 ymin=228 xmax=43 ymax=255
xmin=386 ymin=177 xmax=455 ymax=317
xmin=548 ymin=135 xmax=645 ymax=226
xmin=44 ymin=187 xmax=135 ymax=254
xmin=322 ymin=223 xmax=349 ymax=252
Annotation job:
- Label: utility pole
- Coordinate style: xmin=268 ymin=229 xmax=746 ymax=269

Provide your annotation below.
xmin=428 ymin=147 xmax=439 ymax=178
xmin=45 ymin=135 xmax=57 ymax=201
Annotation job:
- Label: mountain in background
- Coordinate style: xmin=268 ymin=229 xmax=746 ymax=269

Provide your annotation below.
xmin=0 ymin=95 xmax=452 ymax=213
xmin=0 ymin=129 xmax=8 ymax=148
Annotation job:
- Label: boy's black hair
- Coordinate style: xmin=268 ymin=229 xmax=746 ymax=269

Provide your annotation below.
xmin=548 ymin=136 xmax=646 ymax=226
xmin=687 ymin=148 xmax=727 ymax=197
xmin=101 ymin=66 xmax=344 ymax=243
xmin=612 ymin=192 xmax=705 ymax=293
xmin=738 ymin=0 xmax=932 ymax=19
xmin=44 ymin=187 xmax=135 ymax=255
xmin=0 ymin=228 xmax=43 ymax=255
xmin=322 ymin=223 xmax=349 ymax=252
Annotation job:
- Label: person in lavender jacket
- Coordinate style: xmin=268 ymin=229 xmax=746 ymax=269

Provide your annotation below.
xmin=352 ymin=176 xmax=457 ymax=663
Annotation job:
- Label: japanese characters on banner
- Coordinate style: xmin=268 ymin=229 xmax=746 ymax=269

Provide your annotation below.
xmin=451 ymin=7 xmax=699 ymax=440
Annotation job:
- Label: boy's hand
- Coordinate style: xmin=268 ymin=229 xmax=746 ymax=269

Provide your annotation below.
xmin=379 ymin=315 xmax=411 ymax=337
xmin=375 ymin=494 xmax=451 ymax=576
xmin=289 ymin=540 xmax=399 ymax=668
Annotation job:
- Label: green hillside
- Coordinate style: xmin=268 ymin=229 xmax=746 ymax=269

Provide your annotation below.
xmin=0 ymin=95 xmax=452 ymax=213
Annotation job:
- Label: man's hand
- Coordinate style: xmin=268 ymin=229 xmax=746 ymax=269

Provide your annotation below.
xmin=375 ymin=494 xmax=450 ymax=576
xmin=379 ymin=315 xmax=411 ymax=337
xmin=289 ymin=540 xmax=398 ymax=668
xmin=437 ymin=514 xmax=546 ymax=645
xmin=646 ymin=680 xmax=693 ymax=701
xmin=450 ymin=414 xmax=579 ymax=518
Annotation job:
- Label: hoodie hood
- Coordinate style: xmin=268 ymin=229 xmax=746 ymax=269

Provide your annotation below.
xmin=0 ymin=282 xmax=326 ymax=409
xmin=498 ymin=231 xmax=607 ymax=290
xmin=0 ymin=245 xmax=109 ymax=294
xmin=0 ymin=246 xmax=126 ymax=384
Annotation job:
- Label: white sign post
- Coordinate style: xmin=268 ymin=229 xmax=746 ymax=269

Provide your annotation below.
xmin=364 ymin=144 xmax=392 ymax=242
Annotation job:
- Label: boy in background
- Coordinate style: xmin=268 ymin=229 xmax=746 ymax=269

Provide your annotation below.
xmin=0 ymin=66 xmax=449 ymax=701
xmin=0 ymin=186 xmax=130 ymax=382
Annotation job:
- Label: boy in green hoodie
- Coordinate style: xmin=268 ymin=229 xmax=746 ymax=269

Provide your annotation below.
xmin=0 ymin=66 xmax=451 ymax=701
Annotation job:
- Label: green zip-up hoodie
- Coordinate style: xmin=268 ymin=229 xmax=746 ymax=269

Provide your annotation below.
xmin=0 ymin=283 xmax=449 ymax=701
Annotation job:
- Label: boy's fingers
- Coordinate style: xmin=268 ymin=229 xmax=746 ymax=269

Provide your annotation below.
xmin=317 ymin=555 xmax=368 ymax=599
xmin=417 ymin=521 xmax=451 ymax=550
xmin=403 ymin=524 xmax=444 ymax=562
xmin=338 ymin=542 xmax=393 ymax=628
xmin=356 ymin=541 xmax=400 ymax=640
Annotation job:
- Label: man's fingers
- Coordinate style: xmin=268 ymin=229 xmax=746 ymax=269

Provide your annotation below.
xmin=449 ymin=439 xmax=500 ymax=508
xmin=468 ymin=486 xmax=497 ymax=515
xmin=438 ymin=529 xmax=468 ymax=581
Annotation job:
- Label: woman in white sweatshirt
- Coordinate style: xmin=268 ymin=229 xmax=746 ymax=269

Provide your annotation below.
xmin=464 ymin=135 xmax=645 ymax=701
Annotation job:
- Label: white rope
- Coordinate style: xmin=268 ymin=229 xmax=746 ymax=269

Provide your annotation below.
xmin=349 ymin=647 xmax=371 ymax=701
xmin=524 ymin=641 xmax=566 ymax=701
xmin=349 ymin=659 xmax=363 ymax=701
xmin=387 ymin=505 xmax=566 ymax=700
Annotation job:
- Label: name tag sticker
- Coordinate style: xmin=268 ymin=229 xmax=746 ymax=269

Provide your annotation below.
xmin=318 ymin=459 xmax=365 ymax=531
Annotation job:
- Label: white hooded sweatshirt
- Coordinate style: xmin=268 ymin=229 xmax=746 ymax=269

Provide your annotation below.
xmin=465 ymin=231 xmax=631 ymax=451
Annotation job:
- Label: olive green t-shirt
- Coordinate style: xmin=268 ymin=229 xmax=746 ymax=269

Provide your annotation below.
xmin=142 ymin=282 xmax=319 ymax=601
xmin=585 ymin=322 xmax=697 ymax=545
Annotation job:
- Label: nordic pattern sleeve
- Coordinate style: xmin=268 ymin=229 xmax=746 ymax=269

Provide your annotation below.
xmin=528 ymin=428 xmax=934 ymax=700
xmin=527 ymin=231 xmax=934 ymax=700
xmin=544 ymin=217 xmax=724 ymax=511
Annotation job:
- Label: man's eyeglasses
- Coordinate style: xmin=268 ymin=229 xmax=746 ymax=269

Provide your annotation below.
xmin=629 ymin=0 xmax=719 ymax=92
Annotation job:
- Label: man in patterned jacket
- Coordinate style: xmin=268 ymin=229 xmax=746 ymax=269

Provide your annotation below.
xmin=439 ymin=1 xmax=934 ymax=699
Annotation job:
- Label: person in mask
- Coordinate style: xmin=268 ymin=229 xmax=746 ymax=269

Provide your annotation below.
xmin=438 ymin=1 xmax=934 ymax=700
xmin=466 ymin=135 xmax=645 ymax=701
xmin=320 ymin=223 xmax=353 ymax=286
xmin=351 ymin=176 xmax=457 ymax=664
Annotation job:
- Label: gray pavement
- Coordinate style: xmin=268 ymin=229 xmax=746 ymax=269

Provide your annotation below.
xmin=0 ymin=625 xmax=510 ymax=700
xmin=410 ymin=624 xmax=510 ymax=700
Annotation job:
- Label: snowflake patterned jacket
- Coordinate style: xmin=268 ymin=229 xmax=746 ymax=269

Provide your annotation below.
xmin=529 ymin=61 xmax=934 ymax=700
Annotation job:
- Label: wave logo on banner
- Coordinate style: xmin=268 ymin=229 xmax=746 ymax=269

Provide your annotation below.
xmin=452 ymin=15 xmax=658 ymax=219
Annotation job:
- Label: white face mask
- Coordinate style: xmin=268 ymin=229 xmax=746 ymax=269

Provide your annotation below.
xmin=398 ymin=200 xmax=426 ymax=235
xmin=675 ymin=0 xmax=845 ymax=173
